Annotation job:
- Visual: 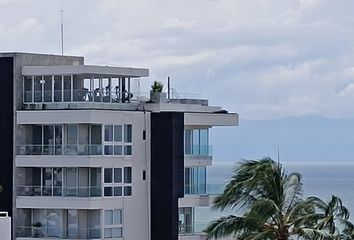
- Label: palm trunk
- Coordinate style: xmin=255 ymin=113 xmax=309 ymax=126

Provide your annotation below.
xmin=277 ymin=225 xmax=289 ymax=240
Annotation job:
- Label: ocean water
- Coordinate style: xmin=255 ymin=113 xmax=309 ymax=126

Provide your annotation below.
xmin=195 ymin=162 xmax=354 ymax=231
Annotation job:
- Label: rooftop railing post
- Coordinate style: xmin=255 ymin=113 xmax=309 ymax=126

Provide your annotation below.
xmin=167 ymin=76 xmax=170 ymax=100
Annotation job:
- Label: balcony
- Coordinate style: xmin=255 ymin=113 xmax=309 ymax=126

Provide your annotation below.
xmin=184 ymin=129 xmax=212 ymax=166
xmin=24 ymin=89 xmax=149 ymax=105
xmin=179 ymin=222 xmax=208 ymax=235
xmin=22 ymin=66 xmax=149 ymax=110
xmin=185 ymin=145 xmax=213 ymax=157
xmin=17 ymin=124 xmax=132 ymax=158
xmin=15 ymin=208 xmax=101 ymax=239
xmin=184 ymin=183 xmax=225 ymax=196
xmin=17 ymin=185 xmax=101 ymax=197
xmin=16 ymin=226 xmax=101 ymax=239
xmin=17 ymin=144 xmax=102 ymax=156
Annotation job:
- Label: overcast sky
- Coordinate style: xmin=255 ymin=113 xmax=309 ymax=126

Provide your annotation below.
xmin=1 ymin=0 xmax=354 ymax=120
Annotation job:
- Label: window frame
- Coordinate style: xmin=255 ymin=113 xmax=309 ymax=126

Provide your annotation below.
xmin=103 ymin=167 xmax=132 ymax=197
xmin=103 ymin=124 xmax=132 ymax=156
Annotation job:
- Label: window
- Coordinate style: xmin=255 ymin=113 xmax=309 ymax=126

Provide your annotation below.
xmin=104 ymin=167 xmax=132 ymax=197
xmin=114 ymin=168 xmax=122 ymax=183
xmin=179 ymin=207 xmax=193 ymax=234
xmin=184 ymin=128 xmax=209 ymax=156
xmin=184 ymin=167 xmax=206 ymax=195
xmin=104 ymin=210 xmax=123 ymax=239
xmin=104 ymin=124 xmax=132 ymax=156
xmin=123 ymin=167 xmax=131 ymax=183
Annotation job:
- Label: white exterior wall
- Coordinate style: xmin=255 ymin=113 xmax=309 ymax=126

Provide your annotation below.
xmin=16 ymin=110 xmax=151 ymax=240
xmin=0 ymin=212 xmax=11 ymax=240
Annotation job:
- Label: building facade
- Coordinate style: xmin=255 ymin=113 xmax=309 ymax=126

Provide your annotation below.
xmin=0 ymin=52 xmax=238 ymax=240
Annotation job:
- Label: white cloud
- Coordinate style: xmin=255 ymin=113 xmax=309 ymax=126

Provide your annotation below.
xmin=338 ymin=83 xmax=354 ymax=97
xmin=1 ymin=0 xmax=354 ymax=119
xmin=160 ymin=18 xmax=197 ymax=29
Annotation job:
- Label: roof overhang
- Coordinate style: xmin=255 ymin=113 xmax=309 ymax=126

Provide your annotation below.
xmin=22 ymin=65 xmax=149 ymax=78
xmin=184 ymin=112 xmax=239 ymax=127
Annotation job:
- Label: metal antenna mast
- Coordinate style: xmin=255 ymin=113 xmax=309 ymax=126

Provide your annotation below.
xmin=60 ymin=6 xmax=64 ymax=55
xmin=277 ymin=146 xmax=280 ymax=165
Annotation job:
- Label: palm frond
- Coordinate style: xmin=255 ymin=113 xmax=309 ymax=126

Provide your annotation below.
xmin=204 ymin=215 xmax=264 ymax=239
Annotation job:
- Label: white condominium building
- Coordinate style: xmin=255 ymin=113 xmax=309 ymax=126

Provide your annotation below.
xmin=0 ymin=52 xmax=238 ymax=240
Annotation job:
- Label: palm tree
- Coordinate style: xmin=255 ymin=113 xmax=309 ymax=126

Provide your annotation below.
xmin=299 ymin=195 xmax=354 ymax=240
xmin=205 ymin=158 xmax=352 ymax=240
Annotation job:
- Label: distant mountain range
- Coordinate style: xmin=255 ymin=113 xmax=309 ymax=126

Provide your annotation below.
xmin=211 ymin=116 xmax=354 ymax=163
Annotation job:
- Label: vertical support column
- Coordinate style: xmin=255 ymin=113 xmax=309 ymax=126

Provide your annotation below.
xmin=151 ymin=112 xmax=184 ymax=240
xmin=122 ymin=77 xmax=126 ymax=103
xmin=70 ymin=75 xmax=73 ymax=102
xmin=0 ymin=57 xmax=14 ymax=219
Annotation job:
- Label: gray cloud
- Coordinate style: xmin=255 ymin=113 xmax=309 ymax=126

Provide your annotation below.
xmin=1 ymin=0 xmax=354 ymax=119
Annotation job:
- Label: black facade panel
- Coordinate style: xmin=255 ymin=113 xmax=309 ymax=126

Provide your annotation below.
xmin=151 ymin=112 xmax=184 ymax=240
xmin=0 ymin=57 xmax=13 ymax=216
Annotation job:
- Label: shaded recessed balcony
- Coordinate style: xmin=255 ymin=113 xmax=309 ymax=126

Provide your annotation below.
xmin=16 ymin=208 xmax=102 ymax=239
xmin=16 ymin=124 xmax=132 ymax=156
xmin=17 ymin=167 xmax=102 ymax=198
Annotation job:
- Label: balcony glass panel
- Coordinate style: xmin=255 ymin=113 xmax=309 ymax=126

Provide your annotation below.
xmin=42 ymin=168 xmax=53 ymax=196
xmin=23 ymin=74 xmax=145 ymax=105
xmin=54 ymin=75 xmax=62 ymax=102
xmin=102 ymin=78 xmax=110 ymax=102
xmin=185 ymin=128 xmax=211 ymax=156
xmin=34 ymin=76 xmax=42 ymax=102
xmin=55 ymin=125 xmax=63 ymax=155
xmin=63 ymin=75 xmax=71 ymax=102
xmin=44 ymin=76 xmax=52 ymax=102
xmin=24 ymin=76 xmax=33 ymax=102
xmin=73 ymin=75 xmax=86 ymax=102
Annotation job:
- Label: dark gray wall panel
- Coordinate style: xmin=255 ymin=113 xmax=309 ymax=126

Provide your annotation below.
xmin=0 ymin=57 xmax=13 ymax=216
xmin=151 ymin=112 xmax=184 ymax=240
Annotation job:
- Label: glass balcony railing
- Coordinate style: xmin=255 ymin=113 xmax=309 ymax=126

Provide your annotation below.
xmin=16 ymin=226 xmax=101 ymax=239
xmin=178 ymin=222 xmax=210 ymax=235
xmin=178 ymin=223 xmax=194 ymax=234
xmin=17 ymin=185 xmax=102 ymax=197
xmin=185 ymin=145 xmax=213 ymax=157
xmin=184 ymin=184 xmax=226 ymax=195
xmin=184 ymin=184 xmax=207 ymax=195
xmin=193 ymin=221 xmax=209 ymax=234
xmin=24 ymin=90 xmax=149 ymax=104
xmin=16 ymin=144 xmax=103 ymax=155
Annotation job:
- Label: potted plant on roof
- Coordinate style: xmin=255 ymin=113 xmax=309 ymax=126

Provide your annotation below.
xmin=150 ymin=81 xmax=167 ymax=103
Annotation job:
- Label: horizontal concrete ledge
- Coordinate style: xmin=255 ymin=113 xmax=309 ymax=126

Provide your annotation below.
xmin=17 ymin=109 xmax=145 ymax=124
xmin=178 ymin=234 xmax=208 ymax=240
xmin=16 ymin=196 xmax=124 ymax=209
xmin=15 ymin=155 xmax=132 ymax=168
